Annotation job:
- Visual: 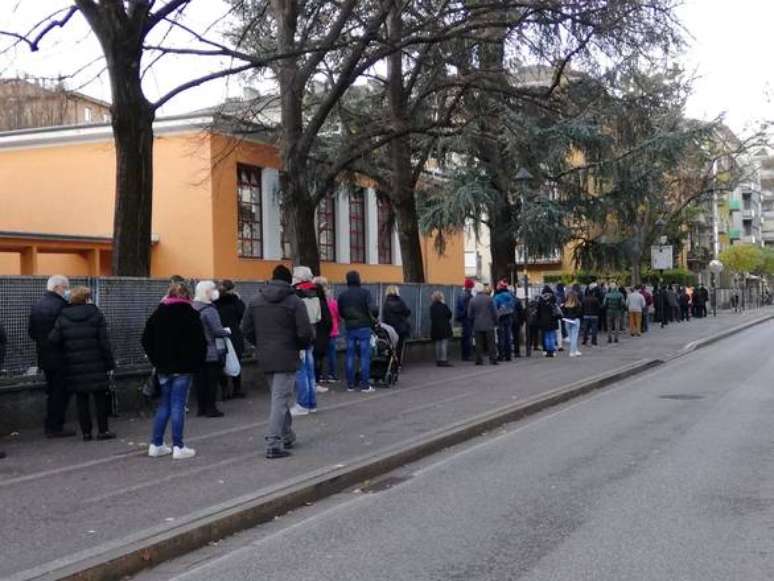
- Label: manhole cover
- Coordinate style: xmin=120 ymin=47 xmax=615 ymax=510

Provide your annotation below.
xmin=659 ymin=394 xmax=705 ymax=401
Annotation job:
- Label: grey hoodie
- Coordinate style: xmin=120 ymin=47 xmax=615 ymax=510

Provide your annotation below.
xmin=193 ymin=301 xmax=231 ymax=363
xmin=242 ymin=280 xmax=314 ymax=373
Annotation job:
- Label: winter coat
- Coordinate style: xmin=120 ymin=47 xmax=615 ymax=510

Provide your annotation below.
xmin=679 ymin=292 xmax=691 ymax=307
xmin=313 ymin=285 xmax=333 ymax=354
xmin=467 ymin=293 xmax=497 ymax=332
xmin=48 ymin=304 xmax=114 ymax=394
xmin=28 ymin=291 xmax=68 ymax=371
xmin=142 ymin=299 xmax=207 ymax=375
xmin=582 ymin=294 xmax=601 ymax=317
xmin=493 ymin=289 xmax=516 ymax=319
xmin=193 ymin=301 xmax=231 ymax=363
xmin=337 ymin=271 xmax=377 ymax=331
xmin=382 ymin=295 xmax=411 ymax=337
xmin=214 ymin=292 xmax=246 ymax=358
xmin=537 ymin=292 xmax=560 ymax=331
xmin=430 ymin=302 xmax=453 ymax=340
xmin=666 ymin=289 xmax=678 ymax=308
xmin=327 ymin=297 xmax=341 ymax=337
xmin=603 ymin=290 xmax=626 ymax=314
xmin=626 ymin=291 xmax=646 ymax=313
xmin=455 ymin=290 xmax=473 ymax=324
xmin=242 ymin=280 xmax=314 ymax=374
xmin=563 ymin=304 xmax=584 ymax=320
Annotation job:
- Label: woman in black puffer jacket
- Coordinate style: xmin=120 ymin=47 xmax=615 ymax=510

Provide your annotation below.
xmin=381 ymin=286 xmax=411 ymax=366
xmin=49 ymin=286 xmax=115 ymax=441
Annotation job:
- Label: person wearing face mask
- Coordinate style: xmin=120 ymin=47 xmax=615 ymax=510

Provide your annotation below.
xmin=193 ymin=281 xmax=231 ymax=418
xmin=29 ymin=274 xmax=76 ymax=438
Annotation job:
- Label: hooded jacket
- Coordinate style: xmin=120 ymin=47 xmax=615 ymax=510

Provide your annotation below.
xmin=537 ymin=287 xmax=559 ymax=331
xmin=467 ymin=292 xmax=497 ymax=332
xmin=381 ymin=294 xmax=412 ymax=336
xmin=28 ymin=291 xmax=68 ymax=371
xmin=337 ymin=271 xmax=377 ymax=331
xmin=242 ymin=280 xmax=314 ymax=373
xmin=48 ymin=303 xmax=114 ymax=394
xmin=214 ymin=292 xmax=246 ymax=357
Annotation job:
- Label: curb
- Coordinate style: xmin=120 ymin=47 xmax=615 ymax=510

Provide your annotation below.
xmin=17 ymin=313 xmax=774 ymax=581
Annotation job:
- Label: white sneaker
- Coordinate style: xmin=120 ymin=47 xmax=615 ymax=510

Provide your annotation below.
xmin=574 ymin=350 xmax=583 ymax=357
xmin=569 ymin=352 xmax=577 ymax=358
xmin=315 ymin=384 xmax=329 ymax=394
xmin=172 ymin=446 xmax=196 ymax=460
xmin=290 ymin=404 xmax=310 ymax=416
xmin=360 ymin=386 xmax=376 ymax=394
xmin=148 ymin=443 xmax=172 ymax=458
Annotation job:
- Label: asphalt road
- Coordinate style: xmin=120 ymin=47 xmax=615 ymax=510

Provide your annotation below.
xmin=136 ymin=321 xmax=774 ymax=581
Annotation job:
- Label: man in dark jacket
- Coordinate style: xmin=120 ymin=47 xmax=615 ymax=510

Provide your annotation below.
xmin=337 ymin=270 xmax=378 ymax=392
xmin=582 ymin=286 xmax=601 ymax=346
xmin=28 ymin=275 xmax=75 ymax=438
xmin=242 ymin=265 xmax=314 ymax=459
xmin=455 ymin=279 xmax=475 ymax=361
xmin=467 ymin=284 xmax=498 ymax=365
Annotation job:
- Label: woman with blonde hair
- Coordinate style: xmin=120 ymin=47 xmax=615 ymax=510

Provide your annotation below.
xmin=381 ymin=285 xmax=411 ymax=366
xmin=429 ymin=291 xmax=453 ymax=367
xmin=49 ymin=286 xmax=116 ymax=441
xmin=562 ymin=290 xmax=584 ymax=357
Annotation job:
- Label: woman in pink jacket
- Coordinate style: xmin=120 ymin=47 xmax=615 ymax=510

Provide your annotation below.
xmin=315 ymin=277 xmax=340 ymax=383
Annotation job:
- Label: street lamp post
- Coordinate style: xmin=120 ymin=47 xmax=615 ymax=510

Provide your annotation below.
xmin=709 ymin=259 xmax=723 ymax=317
xmin=514 ymin=167 xmax=534 ymax=357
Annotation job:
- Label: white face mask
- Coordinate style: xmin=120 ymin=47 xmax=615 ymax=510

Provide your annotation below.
xmin=210 ymin=290 xmax=220 ymax=302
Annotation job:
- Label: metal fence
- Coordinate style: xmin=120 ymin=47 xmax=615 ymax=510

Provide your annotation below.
xmin=0 ymin=277 xmax=471 ymax=377
xmin=0 ymin=276 xmax=758 ymax=377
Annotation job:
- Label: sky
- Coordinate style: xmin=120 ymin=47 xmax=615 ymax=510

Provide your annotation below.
xmin=0 ymin=0 xmax=771 ymax=136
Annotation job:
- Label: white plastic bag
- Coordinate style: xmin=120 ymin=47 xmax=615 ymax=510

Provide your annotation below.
xmin=223 ymin=337 xmax=241 ymax=377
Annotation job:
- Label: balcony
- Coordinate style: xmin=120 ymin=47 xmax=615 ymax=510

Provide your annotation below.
xmin=728 ymin=227 xmax=741 ymax=239
xmin=728 ymin=199 xmax=742 ymax=211
xmin=743 ymin=209 xmax=755 ymax=220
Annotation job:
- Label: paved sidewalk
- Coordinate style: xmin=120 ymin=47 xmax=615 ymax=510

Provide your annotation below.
xmin=0 ymin=310 xmax=771 ymax=579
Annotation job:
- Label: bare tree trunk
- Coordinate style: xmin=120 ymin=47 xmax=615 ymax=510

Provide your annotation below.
xmin=490 ymin=210 xmax=516 ymax=282
xmin=105 ymin=45 xmax=155 ymax=276
xmin=385 ymin=0 xmax=425 ymax=282
xmin=630 ymin=252 xmax=642 ymax=287
xmin=280 ymin=170 xmax=321 ymax=273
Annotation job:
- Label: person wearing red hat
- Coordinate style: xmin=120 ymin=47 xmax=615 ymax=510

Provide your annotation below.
xmin=455 ymin=279 xmax=475 ymax=361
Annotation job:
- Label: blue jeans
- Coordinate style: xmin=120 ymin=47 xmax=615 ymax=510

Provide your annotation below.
xmin=152 ymin=374 xmax=191 ymax=448
xmin=566 ymin=319 xmax=581 ymax=353
xmin=325 ymin=336 xmax=339 ymax=380
xmin=543 ymin=329 xmax=557 ymax=353
xmin=346 ymin=327 xmax=373 ymax=388
xmin=295 ymin=348 xmax=317 ymax=409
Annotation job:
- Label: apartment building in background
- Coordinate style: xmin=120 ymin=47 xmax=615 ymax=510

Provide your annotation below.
xmin=0 ymin=77 xmax=111 ymax=131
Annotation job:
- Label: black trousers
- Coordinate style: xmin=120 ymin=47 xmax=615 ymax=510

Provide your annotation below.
xmin=75 ymin=391 xmax=109 ymax=435
xmin=219 ymin=372 xmax=243 ymax=397
xmin=475 ymin=330 xmax=497 ymax=363
xmin=195 ymin=362 xmax=222 ymax=414
xmin=511 ymin=318 xmax=522 ymax=355
xmin=44 ymin=368 xmax=71 ymax=434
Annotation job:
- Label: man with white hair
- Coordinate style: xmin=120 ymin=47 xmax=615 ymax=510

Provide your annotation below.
xmin=29 ymin=274 xmax=75 ymax=437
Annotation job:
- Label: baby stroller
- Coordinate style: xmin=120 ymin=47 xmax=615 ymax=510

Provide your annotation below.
xmin=370 ymin=322 xmax=400 ymax=387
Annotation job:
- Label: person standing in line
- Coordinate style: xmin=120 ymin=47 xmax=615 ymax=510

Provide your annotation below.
xmin=337 ymin=270 xmax=378 ymax=393
xmin=598 ymin=282 xmax=608 ymax=334
xmin=311 ymin=277 xmax=333 ymax=393
xmin=562 ymin=290 xmax=584 ymax=357
xmin=666 ymin=285 xmax=679 ymax=322
xmin=527 ymin=295 xmax=541 ymax=353
xmin=493 ymin=280 xmax=515 ymax=361
xmin=242 ymin=265 xmax=314 ymax=459
xmin=317 ymin=277 xmax=341 ymax=383
xmin=214 ymin=280 xmax=246 ymax=399
xmin=640 ymin=284 xmax=653 ymax=333
xmin=603 ymin=283 xmax=625 ymax=343
xmin=429 ymin=291 xmax=453 ymax=367
xmin=626 ymin=286 xmax=646 ymax=337
xmin=381 ymin=285 xmax=412 ymax=367
xmin=679 ymin=287 xmax=691 ymax=321
xmin=142 ymin=281 xmax=206 ymax=460
xmin=468 ymin=283 xmax=498 ymax=365
xmin=582 ymin=284 xmax=601 ymax=346
xmin=455 ymin=279 xmax=475 ymax=361
xmin=48 ymin=287 xmax=116 ymax=441
xmin=291 ymin=266 xmax=322 ymax=415
xmin=29 ymin=274 xmax=76 ymax=438
xmin=193 ymin=281 xmax=230 ymax=418
xmin=537 ymin=286 xmax=560 ymax=357
xmin=511 ymin=289 xmax=525 ymax=357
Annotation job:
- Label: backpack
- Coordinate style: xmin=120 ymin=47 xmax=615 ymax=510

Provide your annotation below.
xmin=302 ymin=296 xmax=322 ymax=325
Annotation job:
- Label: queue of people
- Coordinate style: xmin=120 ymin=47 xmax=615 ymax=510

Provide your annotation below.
xmin=8 ymin=272 xmax=712 ymax=463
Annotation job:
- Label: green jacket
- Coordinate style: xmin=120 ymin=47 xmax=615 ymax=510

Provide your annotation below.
xmin=603 ymin=290 xmax=625 ymax=314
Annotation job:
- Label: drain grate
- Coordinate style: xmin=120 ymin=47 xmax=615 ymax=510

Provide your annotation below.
xmin=659 ymin=394 xmax=705 ymax=401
